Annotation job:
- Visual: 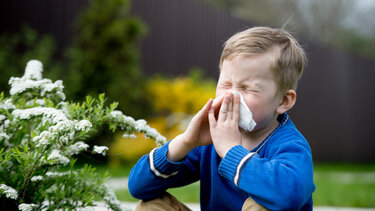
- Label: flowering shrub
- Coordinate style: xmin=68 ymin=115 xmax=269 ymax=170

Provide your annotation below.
xmin=146 ymin=75 xmax=216 ymax=114
xmin=109 ymin=74 xmax=216 ymax=165
xmin=0 ymin=60 xmax=166 ymax=210
xmin=109 ymin=117 xmax=181 ymax=165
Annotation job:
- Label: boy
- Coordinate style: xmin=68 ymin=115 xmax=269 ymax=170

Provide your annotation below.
xmin=129 ymin=26 xmax=315 ymax=210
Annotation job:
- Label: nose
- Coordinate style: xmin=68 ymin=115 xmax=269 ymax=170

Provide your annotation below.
xmin=227 ymin=88 xmax=242 ymax=95
xmin=224 ymin=90 xmax=241 ymax=99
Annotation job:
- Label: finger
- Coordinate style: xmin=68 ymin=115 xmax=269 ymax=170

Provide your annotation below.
xmin=203 ymin=98 xmax=213 ymax=113
xmin=198 ymin=98 xmax=213 ymax=115
xmin=193 ymin=98 xmax=213 ymax=122
xmin=218 ymin=94 xmax=230 ymax=122
xmin=212 ymin=95 xmax=225 ymax=112
xmin=208 ymin=107 xmax=217 ymax=128
xmin=228 ymin=98 xmax=233 ymax=119
xmin=232 ymin=94 xmax=240 ymax=123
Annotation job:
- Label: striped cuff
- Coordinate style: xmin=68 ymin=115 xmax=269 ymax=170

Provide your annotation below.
xmin=149 ymin=142 xmax=180 ymax=178
xmin=218 ymin=145 xmax=255 ymax=186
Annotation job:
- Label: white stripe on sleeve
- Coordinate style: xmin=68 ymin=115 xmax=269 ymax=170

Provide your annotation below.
xmin=149 ymin=148 xmax=178 ymax=179
xmin=234 ymin=152 xmax=255 ymax=186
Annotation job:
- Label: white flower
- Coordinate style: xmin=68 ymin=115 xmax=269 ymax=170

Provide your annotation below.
xmin=12 ymin=107 xmax=68 ymax=123
xmin=65 ymin=141 xmax=89 ymax=156
xmin=0 ymin=132 xmax=10 ymax=146
xmin=37 ymin=138 xmax=49 ymax=147
xmin=144 ymin=128 xmax=166 ymax=146
xmin=47 ymin=149 xmax=70 ymax=165
xmin=58 ymin=101 xmax=70 ymax=116
xmin=123 ymin=116 xmax=136 ymax=130
xmin=45 ymin=172 xmax=57 ymax=177
xmin=75 ymin=120 xmax=92 ymax=132
xmin=122 ymin=133 xmax=137 ymax=139
xmin=25 ymin=99 xmax=46 ymax=106
xmin=3 ymin=119 xmax=10 ymax=129
xmin=24 ymin=60 xmax=43 ymax=80
xmin=109 ymin=110 xmax=166 ymax=145
xmin=0 ymin=132 xmax=9 ymax=141
xmin=9 ymin=78 xmax=65 ymax=99
xmin=50 ymin=120 xmax=75 ymax=138
xmin=93 ymin=145 xmax=108 ymax=156
xmin=101 ymin=184 xmax=123 ymax=211
xmin=9 ymin=61 xmax=65 ymax=100
xmin=40 ymin=80 xmax=65 ymax=98
xmin=33 ymin=131 xmax=51 ymax=147
xmin=110 ymin=110 xmax=123 ymax=119
xmin=145 ymin=128 xmax=158 ymax=138
xmin=33 ymin=119 xmax=91 ymax=148
xmin=109 ymin=110 xmax=136 ymax=130
xmin=0 ymin=114 xmax=6 ymax=121
xmin=135 ymin=119 xmax=147 ymax=130
xmin=31 ymin=176 xmax=43 ymax=182
xmin=19 ymin=203 xmax=36 ymax=211
xmin=46 ymin=171 xmax=69 ymax=177
xmin=0 ymin=99 xmax=15 ymax=110
xmin=0 ymin=184 xmax=18 ymax=199
xmin=155 ymin=135 xmax=167 ymax=146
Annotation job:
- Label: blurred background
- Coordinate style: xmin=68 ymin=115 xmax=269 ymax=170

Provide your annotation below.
xmin=1 ymin=0 xmax=374 ymax=207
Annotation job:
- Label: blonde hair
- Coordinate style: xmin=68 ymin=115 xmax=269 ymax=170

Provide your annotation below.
xmin=220 ymin=26 xmax=306 ymax=94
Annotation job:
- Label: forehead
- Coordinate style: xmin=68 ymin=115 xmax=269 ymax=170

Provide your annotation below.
xmin=219 ymin=52 xmax=277 ymax=82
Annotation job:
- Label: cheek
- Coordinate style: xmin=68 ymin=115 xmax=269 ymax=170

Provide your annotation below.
xmin=215 ymin=87 xmax=225 ymax=98
xmin=245 ymin=99 xmax=261 ymax=116
xmin=244 ymin=97 xmax=269 ymax=121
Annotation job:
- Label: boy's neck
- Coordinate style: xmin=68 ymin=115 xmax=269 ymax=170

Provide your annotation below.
xmin=241 ymin=119 xmax=279 ymax=151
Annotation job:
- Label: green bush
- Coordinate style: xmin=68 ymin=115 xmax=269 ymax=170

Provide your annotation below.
xmin=0 ymin=60 xmax=165 ymax=210
xmin=65 ymin=0 xmax=149 ymax=119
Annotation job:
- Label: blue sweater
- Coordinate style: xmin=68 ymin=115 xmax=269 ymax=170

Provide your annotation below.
xmin=128 ymin=113 xmax=315 ymax=210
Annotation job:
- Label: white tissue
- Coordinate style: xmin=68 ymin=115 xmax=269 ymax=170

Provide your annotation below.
xmin=214 ymin=91 xmax=257 ymax=132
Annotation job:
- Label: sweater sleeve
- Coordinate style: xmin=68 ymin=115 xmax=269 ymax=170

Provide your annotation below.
xmin=128 ymin=141 xmax=201 ymax=200
xmin=218 ymin=140 xmax=315 ymax=210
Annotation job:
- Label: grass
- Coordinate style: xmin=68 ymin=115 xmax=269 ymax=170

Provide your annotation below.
xmin=99 ymin=162 xmax=375 ymax=207
xmin=313 ymin=162 xmax=375 ymax=207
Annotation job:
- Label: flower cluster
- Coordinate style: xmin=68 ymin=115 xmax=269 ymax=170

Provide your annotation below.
xmin=18 ymin=203 xmax=36 ymax=211
xmin=32 ymin=119 xmax=92 ymax=148
xmin=109 ymin=110 xmax=166 ymax=146
xmin=65 ymin=141 xmax=89 ymax=156
xmin=47 ymin=149 xmax=70 ymax=165
xmin=45 ymin=171 xmax=71 ymax=178
xmin=93 ymin=145 xmax=109 ymax=156
xmin=9 ymin=60 xmax=65 ymax=101
xmin=0 ymin=184 xmax=18 ymax=200
xmin=100 ymin=184 xmax=124 ymax=211
xmin=30 ymin=176 xmax=43 ymax=182
xmin=25 ymin=99 xmax=46 ymax=106
xmin=13 ymin=107 xmax=68 ymax=124
xmin=0 ymin=99 xmax=16 ymax=110
xmin=0 ymin=60 xmax=167 ymax=210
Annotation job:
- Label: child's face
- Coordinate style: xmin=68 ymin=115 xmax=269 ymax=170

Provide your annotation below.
xmin=216 ymin=53 xmax=282 ymax=131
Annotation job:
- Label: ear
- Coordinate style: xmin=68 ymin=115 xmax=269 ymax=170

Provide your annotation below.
xmin=276 ymin=89 xmax=296 ymax=114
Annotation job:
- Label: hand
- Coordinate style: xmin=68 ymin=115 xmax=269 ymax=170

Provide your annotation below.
xmin=167 ymin=96 xmax=224 ymax=161
xmin=208 ymin=92 xmax=242 ymax=158
xmin=181 ymin=95 xmax=224 ymax=148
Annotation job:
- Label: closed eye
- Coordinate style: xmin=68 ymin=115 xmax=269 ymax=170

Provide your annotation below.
xmin=242 ymin=86 xmax=259 ymax=93
xmin=219 ymin=82 xmax=232 ymax=89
